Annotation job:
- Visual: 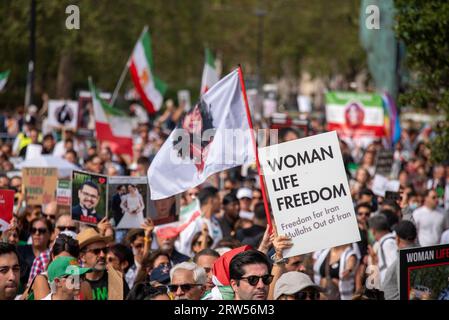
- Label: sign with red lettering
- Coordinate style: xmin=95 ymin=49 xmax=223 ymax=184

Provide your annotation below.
xmin=0 ymin=190 xmax=14 ymax=232
xmin=399 ymin=244 xmax=449 ymax=300
xmin=22 ymin=167 xmax=58 ymax=206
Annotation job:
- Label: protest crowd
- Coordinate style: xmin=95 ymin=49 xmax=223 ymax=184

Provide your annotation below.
xmin=0 ymin=87 xmax=448 ymax=302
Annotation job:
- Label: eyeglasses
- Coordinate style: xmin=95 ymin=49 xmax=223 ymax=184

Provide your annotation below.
xmin=80 ymin=191 xmax=99 ymax=199
xmin=31 ymin=227 xmax=48 ymax=235
xmin=152 ymin=285 xmax=169 ymax=294
xmin=133 ymin=243 xmax=144 ymax=249
xmin=168 ymin=284 xmax=202 ymax=292
xmin=239 ymin=274 xmax=274 ymax=286
xmin=42 ymin=212 xmax=56 ymax=221
xmin=292 ymin=290 xmax=320 ymax=300
xmin=57 ymin=226 xmax=77 ymax=232
xmin=86 ymin=247 xmax=109 ymax=255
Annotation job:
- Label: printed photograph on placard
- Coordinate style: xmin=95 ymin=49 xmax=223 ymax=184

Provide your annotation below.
xmin=148 ymin=190 xmax=180 ymax=226
xmin=108 ymin=176 xmax=149 ymax=229
xmin=71 ymin=170 xmax=108 ymax=225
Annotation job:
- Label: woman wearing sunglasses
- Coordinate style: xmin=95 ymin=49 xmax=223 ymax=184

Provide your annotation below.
xmin=17 ymin=217 xmax=53 ymax=289
xmin=23 ymin=233 xmax=92 ymax=300
xmin=24 ymin=231 xmax=92 ymax=300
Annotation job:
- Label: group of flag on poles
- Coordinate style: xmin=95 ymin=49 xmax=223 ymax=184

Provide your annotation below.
xmin=90 ymin=27 xmax=220 ymax=158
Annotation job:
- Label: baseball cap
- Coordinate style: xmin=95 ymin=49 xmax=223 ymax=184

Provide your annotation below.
xmin=149 ymin=264 xmax=171 ymax=285
xmin=237 ymin=188 xmax=253 ymax=200
xmin=274 ymin=271 xmax=322 ymax=300
xmin=47 ymin=256 xmax=92 ymax=282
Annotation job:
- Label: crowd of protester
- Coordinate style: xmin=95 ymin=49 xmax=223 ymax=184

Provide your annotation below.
xmin=0 ymin=99 xmax=448 ymax=301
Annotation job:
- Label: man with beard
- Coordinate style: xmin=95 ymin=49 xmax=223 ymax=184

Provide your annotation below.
xmin=77 ymin=228 xmax=129 ymax=300
xmin=229 ymin=250 xmax=273 ymax=300
xmin=0 ymin=243 xmax=20 ymax=300
xmin=169 ymin=262 xmax=206 ymax=300
xmin=72 ymin=181 xmax=102 ymax=224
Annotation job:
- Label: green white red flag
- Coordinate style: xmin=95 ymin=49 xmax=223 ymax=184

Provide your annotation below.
xmin=129 ymin=29 xmax=166 ymax=114
xmin=89 ymin=79 xmax=133 ymax=156
xmin=200 ymin=48 xmax=219 ymax=94
xmin=0 ymin=70 xmax=10 ymax=92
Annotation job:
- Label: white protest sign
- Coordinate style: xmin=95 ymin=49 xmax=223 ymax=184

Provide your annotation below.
xmin=372 ymin=174 xmax=400 ymax=197
xmin=177 ymin=90 xmax=191 ymax=112
xmin=48 ymin=100 xmax=79 ymax=130
xmin=25 ymin=144 xmax=42 ymax=160
xmin=258 ymin=131 xmax=360 ymax=257
xmin=297 ymin=95 xmax=312 ymax=113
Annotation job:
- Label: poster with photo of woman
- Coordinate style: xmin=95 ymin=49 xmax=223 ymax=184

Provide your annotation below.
xmin=108 ymin=176 xmax=149 ymax=229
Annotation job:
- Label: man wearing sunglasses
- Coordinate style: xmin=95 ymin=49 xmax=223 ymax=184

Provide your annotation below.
xmin=274 ymin=271 xmax=322 ymax=300
xmin=229 ymin=250 xmax=273 ymax=300
xmin=78 ymin=228 xmax=129 ymax=300
xmin=169 ymin=261 xmax=206 ymax=300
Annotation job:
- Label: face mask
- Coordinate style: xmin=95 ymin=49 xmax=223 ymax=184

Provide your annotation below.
xmin=409 ymin=203 xmax=418 ymax=211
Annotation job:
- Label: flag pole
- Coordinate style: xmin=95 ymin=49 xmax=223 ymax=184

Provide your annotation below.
xmin=110 ymin=60 xmax=130 ymax=107
xmin=110 ymin=26 xmax=149 ymax=107
xmin=237 ymin=65 xmax=273 ymax=233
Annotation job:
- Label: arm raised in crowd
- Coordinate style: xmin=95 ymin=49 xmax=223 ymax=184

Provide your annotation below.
xmin=141 ymin=218 xmax=154 ymax=257
xmin=267 ymin=229 xmax=293 ymax=300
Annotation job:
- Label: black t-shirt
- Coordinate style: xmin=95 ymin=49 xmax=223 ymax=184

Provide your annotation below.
xmin=17 ymin=245 xmax=36 ymax=288
xmin=236 ymin=225 xmax=266 ymax=248
xmin=86 ymin=272 xmax=130 ymax=300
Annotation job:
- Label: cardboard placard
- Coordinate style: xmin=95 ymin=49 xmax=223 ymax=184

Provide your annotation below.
xmin=56 ymin=179 xmax=72 ymax=215
xmin=258 ymin=131 xmax=360 ymax=257
xmin=399 ymin=244 xmax=449 ymax=300
xmin=22 ymin=167 xmax=58 ymax=206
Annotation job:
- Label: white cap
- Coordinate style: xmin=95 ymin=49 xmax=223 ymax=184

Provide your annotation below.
xmin=239 ymin=210 xmax=255 ymax=220
xmin=237 ymin=187 xmax=253 ymax=200
xmin=274 ymin=271 xmax=322 ymax=300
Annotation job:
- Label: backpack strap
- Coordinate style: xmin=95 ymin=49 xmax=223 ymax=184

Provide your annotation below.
xmin=379 ymin=235 xmax=395 ymax=271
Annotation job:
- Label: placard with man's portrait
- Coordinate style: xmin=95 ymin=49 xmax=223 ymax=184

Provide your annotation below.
xmin=71 ymin=170 xmax=108 ymax=225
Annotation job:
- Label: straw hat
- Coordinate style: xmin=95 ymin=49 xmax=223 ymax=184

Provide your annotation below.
xmin=76 ymin=228 xmax=113 ymax=249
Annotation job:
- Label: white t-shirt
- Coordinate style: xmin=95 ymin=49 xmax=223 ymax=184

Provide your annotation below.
xmin=373 ymin=232 xmax=397 ymax=283
xmin=440 ymin=229 xmax=449 ymax=244
xmin=413 ymin=206 xmax=445 ymax=247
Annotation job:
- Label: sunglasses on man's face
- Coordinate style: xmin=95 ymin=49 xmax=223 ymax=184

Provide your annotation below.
xmin=87 ymin=247 xmax=109 ymax=255
xmin=31 ymin=227 xmax=48 ymax=235
xmin=292 ymin=290 xmax=320 ymax=300
xmin=42 ymin=212 xmax=56 ymax=221
xmin=168 ymin=284 xmax=202 ymax=293
xmin=57 ymin=226 xmax=77 ymax=232
xmin=239 ymin=274 xmax=273 ymax=286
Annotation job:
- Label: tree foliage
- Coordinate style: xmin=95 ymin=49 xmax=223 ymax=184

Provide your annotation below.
xmin=0 ymin=0 xmax=364 ymax=108
xmin=395 ymin=0 xmax=449 ymax=163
